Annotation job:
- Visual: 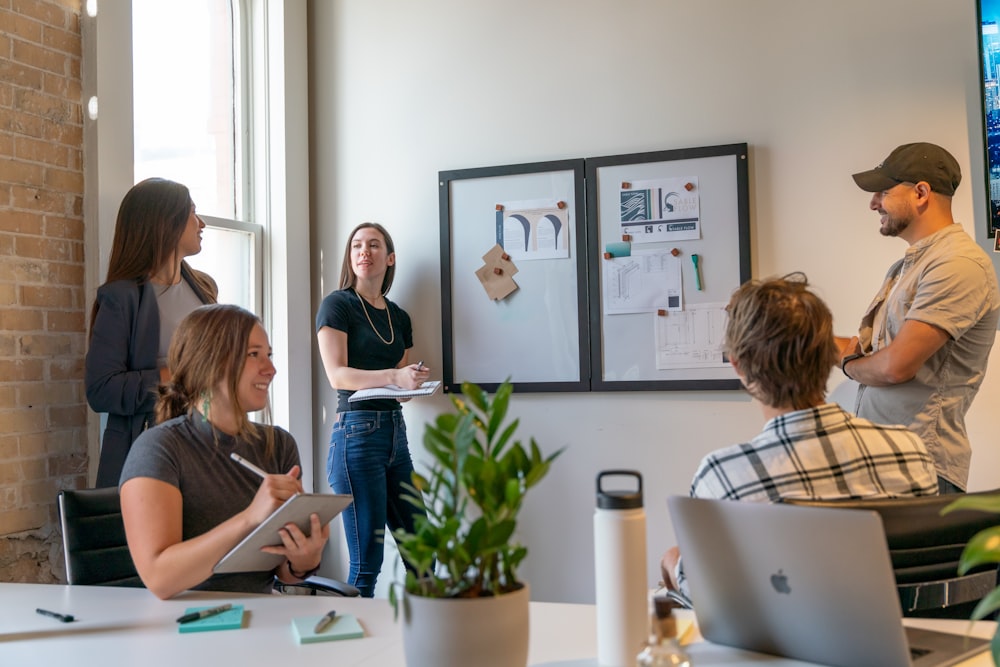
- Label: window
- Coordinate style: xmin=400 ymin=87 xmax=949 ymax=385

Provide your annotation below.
xmin=188 ymin=215 xmax=262 ymax=312
xmin=131 ymin=0 xmax=260 ymax=313
xmin=132 ymin=0 xmax=241 ymax=220
xmin=86 ymin=0 xmax=313 ymax=489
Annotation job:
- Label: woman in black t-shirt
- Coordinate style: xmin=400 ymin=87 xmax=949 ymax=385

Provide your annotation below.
xmin=315 ymin=222 xmax=430 ymax=597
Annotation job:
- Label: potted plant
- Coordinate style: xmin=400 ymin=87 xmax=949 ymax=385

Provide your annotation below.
xmin=388 ymin=379 xmax=563 ymax=667
xmin=943 ymin=494 xmax=1000 ymax=664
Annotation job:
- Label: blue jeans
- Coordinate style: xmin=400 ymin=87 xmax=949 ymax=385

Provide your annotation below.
xmin=327 ymin=410 xmax=423 ymax=597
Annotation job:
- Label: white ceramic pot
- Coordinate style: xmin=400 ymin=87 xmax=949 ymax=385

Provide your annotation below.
xmin=401 ymin=583 xmax=530 ymax=667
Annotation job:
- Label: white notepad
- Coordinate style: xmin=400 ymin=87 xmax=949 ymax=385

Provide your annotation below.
xmin=214 ymin=493 xmax=353 ymax=574
xmin=348 ymin=380 xmax=441 ymax=402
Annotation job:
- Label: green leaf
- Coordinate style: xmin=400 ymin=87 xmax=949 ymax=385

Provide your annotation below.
xmin=488 ymin=519 xmax=516 ymax=548
xmin=523 ymin=460 xmax=551 ymax=489
xmin=969 ymin=585 xmax=1000 ymax=621
xmin=465 ymin=517 xmax=487 ymax=554
xmin=389 ymin=581 xmax=400 ymax=619
xmin=504 ymin=477 xmax=521 ymax=508
xmin=500 ymin=442 xmax=529 ymax=475
xmin=488 ymin=419 xmax=518 ymax=458
xmin=486 ymin=380 xmax=513 ymax=442
xmin=957 ymin=526 xmax=1000 ymax=574
xmin=461 ymin=381 xmax=488 ymax=412
xmin=942 ymin=494 xmax=1000 ymax=516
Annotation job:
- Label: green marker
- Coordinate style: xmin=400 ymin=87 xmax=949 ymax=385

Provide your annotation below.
xmin=692 ymin=254 xmax=703 ymax=291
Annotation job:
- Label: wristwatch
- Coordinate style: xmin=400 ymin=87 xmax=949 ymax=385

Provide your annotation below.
xmin=840 ymin=353 xmax=864 ymax=380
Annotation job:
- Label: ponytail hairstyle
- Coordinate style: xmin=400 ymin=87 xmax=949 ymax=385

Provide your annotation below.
xmin=156 ymin=304 xmax=276 ymax=461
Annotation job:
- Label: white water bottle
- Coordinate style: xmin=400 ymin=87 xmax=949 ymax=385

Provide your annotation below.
xmin=594 ymin=470 xmax=648 ymax=666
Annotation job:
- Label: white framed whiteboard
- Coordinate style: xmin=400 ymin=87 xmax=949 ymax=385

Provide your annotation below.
xmin=586 ymin=144 xmax=751 ymax=391
xmin=439 ymin=159 xmax=590 ymax=394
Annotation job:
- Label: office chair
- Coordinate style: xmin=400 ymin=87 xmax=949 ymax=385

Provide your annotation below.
xmin=59 ymin=486 xmax=144 ymax=586
xmin=785 ymin=490 xmax=1000 ymax=618
xmin=58 ymin=488 xmax=359 ymax=596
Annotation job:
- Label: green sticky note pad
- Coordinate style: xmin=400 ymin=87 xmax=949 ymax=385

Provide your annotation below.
xmin=291 ymin=614 xmax=364 ymax=644
xmin=605 ymin=241 xmax=631 ymax=258
xmin=178 ymin=605 xmax=245 ymax=633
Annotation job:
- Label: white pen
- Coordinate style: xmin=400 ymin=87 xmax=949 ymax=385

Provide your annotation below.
xmin=416 ymin=360 xmax=425 ymax=371
xmin=230 ymin=452 xmax=268 ymax=479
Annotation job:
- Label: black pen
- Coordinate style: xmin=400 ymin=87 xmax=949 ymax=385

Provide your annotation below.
xmin=314 ymin=609 xmax=337 ymax=634
xmin=176 ymin=603 xmax=233 ymax=624
xmin=36 ymin=608 xmax=74 ymax=623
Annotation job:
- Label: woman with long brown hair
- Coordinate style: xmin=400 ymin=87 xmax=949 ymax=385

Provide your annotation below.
xmin=315 ymin=222 xmax=429 ymax=597
xmin=85 ymin=178 xmax=217 ymax=487
xmin=120 ymin=304 xmax=328 ymax=599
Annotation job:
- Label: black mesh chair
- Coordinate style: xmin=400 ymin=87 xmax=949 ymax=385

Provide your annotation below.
xmin=58 ymin=488 xmax=359 ymax=596
xmin=785 ymin=490 xmax=1000 ymax=618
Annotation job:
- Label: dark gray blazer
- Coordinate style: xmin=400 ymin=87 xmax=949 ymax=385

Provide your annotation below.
xmin=85 ymin=265 xmax=213 ymax=487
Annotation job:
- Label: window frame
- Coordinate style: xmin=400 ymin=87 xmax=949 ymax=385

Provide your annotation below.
xmin=194 ymin=214 xmax=264 ymax=316
xmin=82 ymin=0 xmax=315 ymax=489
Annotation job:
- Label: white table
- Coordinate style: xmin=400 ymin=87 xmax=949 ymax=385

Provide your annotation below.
xmin=0 ymin=583 xmax=994 ymax=666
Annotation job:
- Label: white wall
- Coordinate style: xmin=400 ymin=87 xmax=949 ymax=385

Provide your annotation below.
xmin=307 ymin=0 xmax=1000 ymax=603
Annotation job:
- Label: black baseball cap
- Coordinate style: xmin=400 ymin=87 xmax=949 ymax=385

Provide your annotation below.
xmin=852 ymin=142 xmax=961 ymax=196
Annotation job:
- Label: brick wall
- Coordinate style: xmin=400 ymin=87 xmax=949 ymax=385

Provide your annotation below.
xmin=0 ymin=0 xmax=85 ymax=583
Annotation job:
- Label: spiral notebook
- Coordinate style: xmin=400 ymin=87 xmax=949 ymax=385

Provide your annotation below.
xmin=348 ymin=381 xmax=441 ymax=402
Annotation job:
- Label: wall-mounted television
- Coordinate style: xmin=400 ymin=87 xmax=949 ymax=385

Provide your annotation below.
xmin=979 ymin=0 xmax=1000 ymax=236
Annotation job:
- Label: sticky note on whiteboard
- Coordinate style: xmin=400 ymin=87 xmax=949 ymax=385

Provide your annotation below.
xmin=605 ymin=241 xmax=631 ymax=258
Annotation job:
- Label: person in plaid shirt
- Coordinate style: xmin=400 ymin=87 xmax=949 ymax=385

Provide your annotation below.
xmin=661 ymin=273 xmax=938 ymax=597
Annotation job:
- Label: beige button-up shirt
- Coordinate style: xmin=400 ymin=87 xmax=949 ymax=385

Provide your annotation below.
xmin=855 ymin=224 xmax=1000 ymax=489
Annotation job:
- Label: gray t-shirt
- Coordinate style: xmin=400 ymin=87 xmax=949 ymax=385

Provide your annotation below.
xmin=120 ymin=413 xmax=301 ymax=594
xmin=855 ymin=224 xmax=1000 ymax=489
xmin=155 ymin=280 xmax=204 ymax=366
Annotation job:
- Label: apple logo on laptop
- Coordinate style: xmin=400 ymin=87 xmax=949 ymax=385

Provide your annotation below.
xmin=770 ymin=569 xmax=791 ymax=594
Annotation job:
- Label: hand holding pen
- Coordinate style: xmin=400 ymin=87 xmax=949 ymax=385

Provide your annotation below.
xmin=230 ymin=453 xmax=328 ymax=575
xmin=230 ymin=453 xmax=303 ymax=524
xmin=394 ymin=360 xmax=429 ymax=392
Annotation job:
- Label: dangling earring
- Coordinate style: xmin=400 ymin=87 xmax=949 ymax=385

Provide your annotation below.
xmin=200 ymin=391 xmax=211 ymax=422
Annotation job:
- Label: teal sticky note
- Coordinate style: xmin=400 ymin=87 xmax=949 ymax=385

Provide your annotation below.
xmin=605 ymin=241 xmax=631 ymax=258
xmin=178 ymin=604 xmax=245 ymax=633
xmin=291 ymin=613 xmax=364 ymax=644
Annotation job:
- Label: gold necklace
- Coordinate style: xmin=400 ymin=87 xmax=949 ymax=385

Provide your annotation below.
xmin=354 ymin=288 xmax=394 ymax=345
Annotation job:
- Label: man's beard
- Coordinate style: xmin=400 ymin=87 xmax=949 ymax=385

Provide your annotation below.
xmin=879 ymin=211 xmax=911 ymax=237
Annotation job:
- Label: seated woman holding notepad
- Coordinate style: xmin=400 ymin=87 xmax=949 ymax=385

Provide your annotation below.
xmin=120 ymin=304 xmax=329 ymax=599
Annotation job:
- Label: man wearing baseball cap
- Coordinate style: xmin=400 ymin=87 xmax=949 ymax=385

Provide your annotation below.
xmin=837 ymin=142 xmax=1000 ymax=493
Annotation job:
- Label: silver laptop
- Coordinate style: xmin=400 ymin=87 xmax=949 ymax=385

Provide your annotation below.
xmin=667 ymin=496 xmax=990 ymax=667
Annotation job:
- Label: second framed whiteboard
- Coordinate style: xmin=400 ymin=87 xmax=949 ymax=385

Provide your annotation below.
xmin=586 ymin=144 xmax=751 ymax=391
